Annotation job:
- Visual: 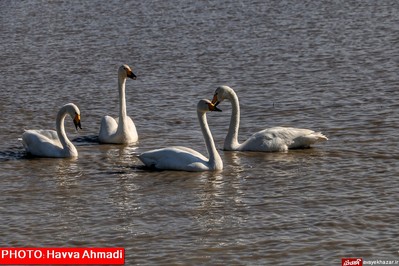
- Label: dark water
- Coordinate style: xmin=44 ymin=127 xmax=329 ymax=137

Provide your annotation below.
xmin=1 ymin=0 xmax=399 ymax=264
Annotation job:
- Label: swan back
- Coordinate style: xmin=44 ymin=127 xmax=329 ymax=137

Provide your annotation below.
xmin=138 ymin=146 xmax=209 ymax=171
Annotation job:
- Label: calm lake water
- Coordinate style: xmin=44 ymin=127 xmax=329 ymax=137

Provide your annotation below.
xmin=1 ymin=0 xmax=399 ymax=265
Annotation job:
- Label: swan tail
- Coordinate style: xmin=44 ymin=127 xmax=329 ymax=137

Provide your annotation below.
xmin=312 ymin=132 xmax=328 ymax=142
xmin=302 ymin=132 xmax=328 ymax=146
xmin=289 ymin=131 xmax=328 ymax=149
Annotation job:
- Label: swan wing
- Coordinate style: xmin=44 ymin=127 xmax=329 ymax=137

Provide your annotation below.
xmin=138 ymin=146 xmax=209 ymax=171
xmin=22 ymin=130 xmax=63 ymax=157
xmin=30 ymin=129 xmax=60 ymax=142
xmin=99 ymin=116 xmax=118 ymax=143
xmin=99 ymin=116 xmax=138 ymax=144
xmin=240 ymin=127 xmax=327 ymax=152
xmin=122 ymin=116 xmax=138 ymax=142
xmin=125 ymin=116 xmax=137 ymax=133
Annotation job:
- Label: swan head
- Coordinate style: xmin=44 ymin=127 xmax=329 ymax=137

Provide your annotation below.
xmin=118 ymin=64 xmax=137 ymax=80
xmin=62 ymin=103 xmax=82 ymax=131
xmin=212 ymin=85 xmax=234 ymax=106
xmin=198 ymin=99 xmax=222 ymax=113
xmin=73 ymin=113 xmax=82 ymax=130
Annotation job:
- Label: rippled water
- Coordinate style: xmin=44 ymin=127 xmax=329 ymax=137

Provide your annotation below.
xmin=1 ymin=0 xmax=399 ymax=264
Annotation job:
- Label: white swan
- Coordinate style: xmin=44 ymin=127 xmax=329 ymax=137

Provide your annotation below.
xmin=99 ymin=64 xmax=138 ymax=144
xmin=211 ymin=85 xmax=328 ymax=152
xmin=138 ymin=99 xmax=223 ymax=172
xmin=22 ymin=103 xmax=82 ymax=158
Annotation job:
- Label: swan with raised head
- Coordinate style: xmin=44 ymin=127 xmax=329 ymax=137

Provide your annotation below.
xmin=211 ymin=85 xmax=328 ymax=152
xmin=22 ymin=103 xmax=82 ymax=158
xmin=99 ymin=64 xmax=138 ymax=144
xmin=138 ymin=99 xmax=223 ymax=172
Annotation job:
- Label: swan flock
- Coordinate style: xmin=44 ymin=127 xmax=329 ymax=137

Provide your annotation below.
xmin=20 ymin=65 xmax=328 ymax=171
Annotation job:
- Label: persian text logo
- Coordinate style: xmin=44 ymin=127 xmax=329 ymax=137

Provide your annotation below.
xmin=342 ymin=258 xmax=363 ymax=266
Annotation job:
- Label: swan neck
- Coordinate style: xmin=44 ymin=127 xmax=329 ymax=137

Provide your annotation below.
xmin=118 ymin=77 xmax=127 ymax=125
xmin=198 ymin=111 xmax=222 ymax=170
xmin=225 ymin=90 xmax=241 ymax=150
xmin=56 ymin=108 xmax=73 ymax=150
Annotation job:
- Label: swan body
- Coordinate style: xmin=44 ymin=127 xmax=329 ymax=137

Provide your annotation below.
xmin=138 ymin=99 xmax=223 ymax=172
xmin=22 ymin=103 xmax=82 ymax=158
xmin=212 ymin=85 xmax=328 ymax=152
xmin=99 ymin=64 xmax=138 ymax=144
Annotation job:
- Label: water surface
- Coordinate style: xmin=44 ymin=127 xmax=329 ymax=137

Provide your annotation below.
xmin=1 ymin=0 xmax=399 ymax=264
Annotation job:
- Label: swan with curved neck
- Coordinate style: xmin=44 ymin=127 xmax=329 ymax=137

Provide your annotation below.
xmin=22 ymin=103 xmax=82 ymax=158
xmin=99 ymin=64 xmax=138 ymax=144
xmin=212 ymin=85 xmax=328 ymax=152
xmin=138 ymin=99 xmax=223 ymax=171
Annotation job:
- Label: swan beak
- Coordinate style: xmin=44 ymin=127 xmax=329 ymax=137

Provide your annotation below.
xmin=74 ymin=113 xmax=82 ymax=130
xmin=211 ymin=94 xmax=220 ymax=106
xmin=127 ymin=70 xmax=137 ymax=80
xmin=209 ymin=103 xmax=222 ymax=112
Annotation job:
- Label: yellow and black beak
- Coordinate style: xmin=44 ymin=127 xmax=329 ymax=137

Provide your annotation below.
xmin=127 ymin=69 xmax=137 ymax=80
xmin=211 ymin=94 xmax=220 ymax=107
xmin=74 ymin=113 xmax=82 ymax=130
xmin=208 ymin=102 xmax=222 ymax=112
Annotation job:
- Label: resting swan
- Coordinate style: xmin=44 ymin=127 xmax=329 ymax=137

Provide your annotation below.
xmin=212 ymin=85 xmax=328 ymax=152
xmin=99 ymin=64 xmax=138 ymax=144
xmin=138 ymin=99 xmax=223 ymax=171
xmin=22 ymin=103 xmax=82 ymax=158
